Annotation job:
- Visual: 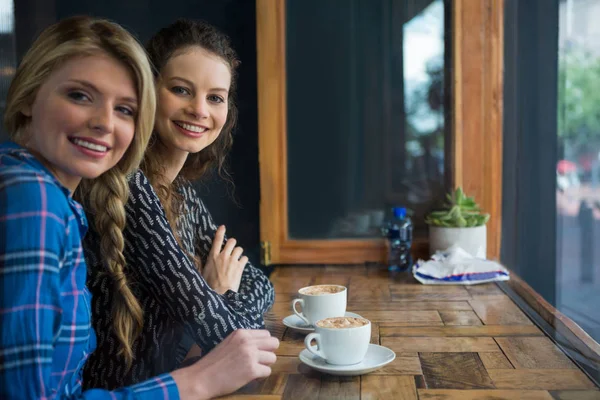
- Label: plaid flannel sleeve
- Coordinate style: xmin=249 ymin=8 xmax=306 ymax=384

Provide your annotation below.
xmin=0 ymin=175 xmax=180 ymax=400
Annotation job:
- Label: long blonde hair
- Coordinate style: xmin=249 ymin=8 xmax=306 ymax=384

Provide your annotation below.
xmin=4 ymin=15 xmax=156 ymax=367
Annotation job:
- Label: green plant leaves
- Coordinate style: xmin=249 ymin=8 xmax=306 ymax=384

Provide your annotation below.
xmin=425 ymin=187 xmax=490 ymax=228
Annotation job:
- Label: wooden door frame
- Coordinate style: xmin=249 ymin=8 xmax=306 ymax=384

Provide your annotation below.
xmin=257 ymin=0 xmax=503 ymax=264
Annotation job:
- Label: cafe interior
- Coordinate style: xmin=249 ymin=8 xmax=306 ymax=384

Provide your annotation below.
xmin=3 ymin=0 xmax=600 ymax=398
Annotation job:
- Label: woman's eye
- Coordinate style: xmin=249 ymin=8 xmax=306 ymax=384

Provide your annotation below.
xmin=208 ymin=94 xmax=225 ymax=103
xmin=68 ymin=91 xmax=91 ymax=102
xmin=171 ymin=86 xmax=191 ymax=96
xmin=116 ymin=106 xmax=135 ymax=117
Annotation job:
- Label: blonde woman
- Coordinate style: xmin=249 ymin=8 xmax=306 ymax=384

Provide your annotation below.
xmin=0 ymin=16 xmax=278 ymax=400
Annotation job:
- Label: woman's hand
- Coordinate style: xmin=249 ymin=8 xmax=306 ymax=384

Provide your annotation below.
xmin=171 ymin=329 xmax=279 ymax=400
xmin=203 ymin=225 xmax=248 ymax=293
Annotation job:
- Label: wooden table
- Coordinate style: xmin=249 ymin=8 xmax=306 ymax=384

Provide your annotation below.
xmin=224 ymin=265 xmax=600 ymax=399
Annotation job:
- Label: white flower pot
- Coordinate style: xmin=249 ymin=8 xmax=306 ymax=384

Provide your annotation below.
xmin=429 ymin=225 xmax=487 ymax=258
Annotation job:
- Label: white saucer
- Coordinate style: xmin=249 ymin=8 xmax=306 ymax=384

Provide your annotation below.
xmin=299 ymin=344 xmax=396 ymax=376
xmin=282 ymin=312 xmax=364 ymax=332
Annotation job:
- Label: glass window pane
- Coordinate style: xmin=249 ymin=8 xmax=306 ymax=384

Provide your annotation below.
xmin=285 ymin=0 xmax=451 ymax=239
xmin=557 ymin=0 xmax=600 ymax=342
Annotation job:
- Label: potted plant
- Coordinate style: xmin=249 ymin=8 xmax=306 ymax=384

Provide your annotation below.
xmin=425 ymin=187 xmax=490 ymax=258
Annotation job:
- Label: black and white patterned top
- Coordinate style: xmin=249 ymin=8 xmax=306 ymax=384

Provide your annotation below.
xmin=81 ymin=170 xmax=275 ymax=389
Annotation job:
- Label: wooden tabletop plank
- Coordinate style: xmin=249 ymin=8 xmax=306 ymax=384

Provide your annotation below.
xmin=361 ymin=376 xmax=418 ymax=400
xmin=351 ymin=310 xmax=443 ymax=326
xmin=281 ymin=373 xmax=321 ymax=400
xmin=439 ymin=311 xmax=483 ymax=326
xmin=465 ymin=283 xmax=507 ymax=296
xmin=417 ymin=389 xmax=554 ymax=399
xmin=419 ymin=353 xmax=495 ymax=389
xmin=260 ymin=374 xmax=290 ymax=396
xmin=379 ymin=325 xmax=543 ymax=337
xmin=217 ymin=395 xmax=282 ymax=400
xmin=347 ymin=301 xmax=473 ymax=311
xmin=276 ymin=340 xmax=305 ymax=357
xmin=479 ymin=352 xmax=514 ymax=369
xmin=390 ymin=285 xmax=472 ymax=301
xmin=549 ymin=390 xmax=600 ymax=399
xmin=495 ymin=337 xmax=578 ymax=369
xmin=271 ymin=356 xmax=303 ymax=374
xmin=487 ymin=369 xmax=597 ymax=390
xmin=348 ymin=277 xmax=391 ymax=302
xmin=381 ymin=337 xmax=501 ymax=353
xmin=318 ymin=375 xmax=360 ymax=400
xmin=311 ymin=275 xmax=351 ymax=288
xmin=265 ymin=319 xmax=286 ymax=341
xmin=469 ymin=297 xmax=533 ymax=325
xmin=369 ymin=356 xmax=423 ymax=375
xmin=371 ymin=323 xmax=380 ymax=345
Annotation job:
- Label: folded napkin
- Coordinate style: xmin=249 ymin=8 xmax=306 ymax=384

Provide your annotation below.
xmin=413 ymin=245 xmax=510 ymax=285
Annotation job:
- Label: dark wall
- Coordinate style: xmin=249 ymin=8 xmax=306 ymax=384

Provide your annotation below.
xmin=15 ymin=0 xmax=262 ymax=260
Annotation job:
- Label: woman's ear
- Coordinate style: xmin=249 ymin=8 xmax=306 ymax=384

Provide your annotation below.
xmin=21 ymin=103 xmax=32 ymax=117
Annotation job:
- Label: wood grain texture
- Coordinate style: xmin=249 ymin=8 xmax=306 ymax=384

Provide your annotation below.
xmin=348 ymin=282 xmax=391 ymax=302
xmin=318 ymin=375 xmax=360 ymax=400
xmin=369 ymin=356 xmax=423 ymax=375
xmin=465 ymin=284 xmax=506 ymax=296
xmin=271 ymin=357 xmax=303 ymax=374
xmin=361 ymin=376 xmax=418 ymax=400
xmin=267 ymin=302 xmax=295 ymax=319
xmin=371 ymin=323 xmax=380 ymax=345
xmin=380 ymin=325 xmax=543 ymax=337
xmin=347 ymin=301 xmax=473 ymax=311
xmin=479 ymin=352 xmax=514 ymax=369
xmin=469 ymin=298 xmax=533 ymax=325
xmin=439 ymin=311 xmax=483 ymax=326
xmin=549 ymin=391 xmax=600 ymax=399
xmin=260 ymin=374 xmax=290 ymax=396
xmin=382 ymin=337 xmax=500 ymax=353
xmin=276 ymin=340 xmax=305 ymax=357
xmin=506 ymin=273 xmax=600 ymax=365
xmin=256 ymin=0 xmax=285 ymax=264
xmin=352 ymin=310 xmax=443 ymax=326
xmin=218 ymin=396 xmax=282 ymax=400
xmin=390 ymin=285 xmax=471 ymax=301
xmin=453 ymin=0 xmax=504 ymax=259
xmin=265 ymin=319 xmax=286 ymax=341
xmin=417 ymin=390 xmax=553 ymax=399
xmin=281 ymin=374 xmax=321 ymax=400
xmin=420 ymin=353 xmax=494 ymax=389
xmin=495 ymin=337 xmax=577 ymax=369
xmin=487 ymin=370 xmax=597 ymax=390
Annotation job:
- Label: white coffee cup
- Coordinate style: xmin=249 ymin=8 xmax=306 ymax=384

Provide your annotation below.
xmin=304 ymin=316 xmax=371 ymax=365
xmin=292 ymin=285 xmax=347 ymax=326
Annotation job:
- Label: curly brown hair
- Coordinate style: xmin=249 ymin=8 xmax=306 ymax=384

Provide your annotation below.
xmin=142 ymin=19 xmax=240 ymax=254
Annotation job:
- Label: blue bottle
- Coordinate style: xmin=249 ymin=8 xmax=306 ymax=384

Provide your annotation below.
xmin=386 ymin=207 xmax=413 ymax=271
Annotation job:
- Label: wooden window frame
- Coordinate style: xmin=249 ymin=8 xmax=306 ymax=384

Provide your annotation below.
xmin=256 ymin=0 xmax=503 ymax=264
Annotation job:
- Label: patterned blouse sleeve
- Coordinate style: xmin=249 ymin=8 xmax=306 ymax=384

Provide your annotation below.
xmin=123 ymin=171 xmax=263 ymax=352
xmin=189 ymin=187 xmax=275 ymax=316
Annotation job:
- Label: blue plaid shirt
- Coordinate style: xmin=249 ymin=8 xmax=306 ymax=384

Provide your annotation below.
xmin=0 ymin=142 xmax=180 ymax=399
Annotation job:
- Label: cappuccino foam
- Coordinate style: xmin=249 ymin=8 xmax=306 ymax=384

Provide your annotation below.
xmin=300 ymin=285 xmax=344 ymax=296
xmin=316 ymin=317 xmax=369 ymax=329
